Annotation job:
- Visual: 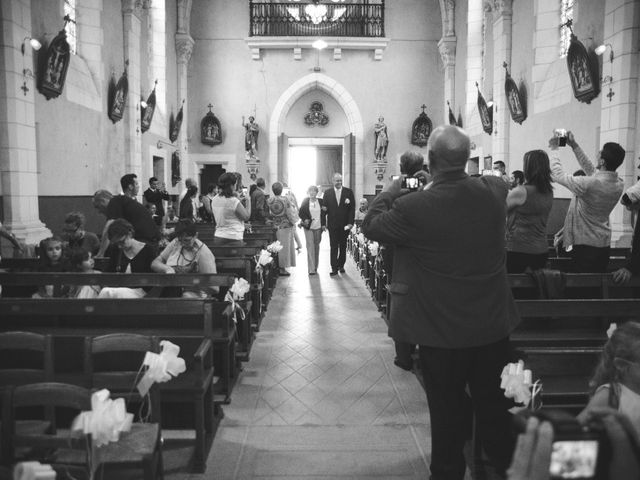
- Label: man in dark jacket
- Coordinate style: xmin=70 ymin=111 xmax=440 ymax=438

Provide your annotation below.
xmin=250 ymin=177 xmax=269 ymax=224
xmin=362 ymin=125 xmax=520 ymax=480
xmin=323 ymin=173 xmax=355 ymax=276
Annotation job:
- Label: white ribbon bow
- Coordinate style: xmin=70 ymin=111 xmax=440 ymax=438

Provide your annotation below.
xmin=356 ymin=233 xmax=366 ymax=245
xmin=607 ymin=323 xmax=617 ymax=338
xmin=13 ymin=462 xmax=56 ymax=480
xmin=266 ymin=240 xmax=283 ymax=253
xmin=224 ymin=277 xmax=250 ymax=325
xmin=368 ymin=241 xmax=379 ymax=256
xmin=137 ymin=341 xmax=186 ymax=396
xmin=257 ymin=249 xmax=273 ymax=266
xmin=500 ymin=361 xmax=534 ymax=405
xmin=72 ymin=389 xmax=133 ymax=447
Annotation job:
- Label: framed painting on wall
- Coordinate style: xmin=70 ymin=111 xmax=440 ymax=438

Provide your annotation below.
xmin=566 ymin=34 xmax=599 ymax=104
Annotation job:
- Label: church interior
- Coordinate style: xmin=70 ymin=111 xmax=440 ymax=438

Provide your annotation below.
xmin=1 ymin=0 xmax=640 ymax=478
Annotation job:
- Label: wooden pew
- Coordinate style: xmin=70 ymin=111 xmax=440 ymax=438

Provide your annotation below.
xmin=513 ymin=298 xmax=640 ymax=411
xmin=0 ymin=274 xmax=238 ymax=402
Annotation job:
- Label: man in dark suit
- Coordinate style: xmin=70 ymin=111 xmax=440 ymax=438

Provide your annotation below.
xmin=323 ymin=173 xmax=355 ymax=276
xmin=142 ymin=176 xmax=171 ymax=218
xmin=362 ymin=125 xmax=520 ymax=480
xmin=250 ymin=177 xmax=269 ymax=224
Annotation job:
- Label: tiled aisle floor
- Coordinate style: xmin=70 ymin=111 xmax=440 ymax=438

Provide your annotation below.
xmin=201 ymin=235 xmax=431 ymax=479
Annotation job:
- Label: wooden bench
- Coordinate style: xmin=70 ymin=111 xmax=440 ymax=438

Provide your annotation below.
xmin=512 ymin=298 xmax=640 ymax=412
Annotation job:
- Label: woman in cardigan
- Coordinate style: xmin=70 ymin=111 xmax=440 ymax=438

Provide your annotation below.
xmin=298 ymin=185 xmax=326 ymax=275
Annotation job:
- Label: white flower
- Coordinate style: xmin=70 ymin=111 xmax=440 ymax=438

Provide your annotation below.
xmin=229 ymin=277 xmax=251 ymax=300
xmin=345 ymin=198 xmax=351 ymax=205
xmin=257 ymin=249 xmax=273 ymax=266
xmin=368 ymin=241 xmax=379 ymax=256
xmin=607 ymin=323 xmax=617 ymax=338
xmin=266 ymin=240 xmax=283 ymax=253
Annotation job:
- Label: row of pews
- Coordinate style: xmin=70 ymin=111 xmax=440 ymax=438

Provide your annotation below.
xmin=0 ymin=223 xmax=280 ymax=474
xmin=347 ymin=228 xmax=640 ymax=413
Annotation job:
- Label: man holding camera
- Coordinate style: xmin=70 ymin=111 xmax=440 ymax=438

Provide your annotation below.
xmin=362 ymin=125 xmax=520 ymax=480
xmin=549 ymin=131 xmax=625 ymax=273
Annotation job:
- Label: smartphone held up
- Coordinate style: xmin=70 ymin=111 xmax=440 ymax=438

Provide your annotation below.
xmin=554 ymin=128 xmax=568 ymax=147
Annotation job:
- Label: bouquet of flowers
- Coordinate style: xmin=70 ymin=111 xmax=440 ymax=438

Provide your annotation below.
xmin=500 ymin=360 xmax=542 ymax=409
xmin=266 ymin=240 xmax=283 ymax=254
xmin=368 ymin=241 xmax=379 ymax=256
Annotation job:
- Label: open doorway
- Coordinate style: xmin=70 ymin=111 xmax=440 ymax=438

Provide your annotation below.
xmin=288 ymin=145 xmax=342 ymax=201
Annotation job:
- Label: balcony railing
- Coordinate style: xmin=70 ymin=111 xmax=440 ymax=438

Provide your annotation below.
xmin=249 ymin=1 xmax=385 ymax=37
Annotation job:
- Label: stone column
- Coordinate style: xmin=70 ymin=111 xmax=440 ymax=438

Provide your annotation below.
xmin=604 ymin=0 xmax=640 ymax=246
xmin=438 ymin=0 xmax=456 ymax=124
xmin=439 ymin=37 xmax=457 ymax=124
xmin=122 ymin=0 xmax=143 ymax=178
xmin=175 ymin=0 xmax=193 ymax=183
xmin=491 ymin=0 xmax=512 ymax=167
xmin=0 ymin=0 xmax=50 ymax=254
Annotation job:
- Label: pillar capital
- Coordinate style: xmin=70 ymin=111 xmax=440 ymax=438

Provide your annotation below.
xmin=492 ymin=0 xmax=512 ymax=17
xmin=175 ymin=33 xmax=194 ymax=65
xmin=122 ymin=0 xmax=143 ymax=17
xmin=438 ymin=36 xmax=457 ymax=67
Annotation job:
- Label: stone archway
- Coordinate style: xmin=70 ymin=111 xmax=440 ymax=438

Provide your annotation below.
xmin=268 ymin=73 xmax=365 ymax=198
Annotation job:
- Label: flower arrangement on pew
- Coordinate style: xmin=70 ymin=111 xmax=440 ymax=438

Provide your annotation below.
xmin=266 ymin=240 xmax=283 ymax=254
xmin=254 ymin=249 xmax=273 ymax=281
xmin=137 ymin=340 xmax=186 ymax=397
xmin=356 ymin=232 xmax=366 ymax=245
xmin=368 ymin=241 xmax=379 ymax=257
xmin=500 ymin=360 xmax=542 ymax=410
xmin=224 ymin=277 xmax=251 ymax=324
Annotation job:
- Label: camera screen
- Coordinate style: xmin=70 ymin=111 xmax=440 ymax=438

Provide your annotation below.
xmin=404 ymin=177 xmax=419 ymax=189
xmin=549 ymin=440 xmax=598 ymax=479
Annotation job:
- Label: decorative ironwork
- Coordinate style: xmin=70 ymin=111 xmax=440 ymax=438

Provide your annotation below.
xmin=411 ymin=105 xmax=432 ymax=147
xmin=201 ymin=104 xmax=222 ymax=146
xmin=250 ymin=1 xmax=384 ymax=37
xmin=503 ymin=63 xmax=526 ymax=124
xmin=304 ymin=101 xmax=329 ymax=127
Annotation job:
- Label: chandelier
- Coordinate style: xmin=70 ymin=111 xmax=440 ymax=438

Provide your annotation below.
xmin=288 ymin=0 xmax=347 ymax=25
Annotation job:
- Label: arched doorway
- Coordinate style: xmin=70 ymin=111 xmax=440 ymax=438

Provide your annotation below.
xmin=268 ymin=73 xmax=364 ymax=198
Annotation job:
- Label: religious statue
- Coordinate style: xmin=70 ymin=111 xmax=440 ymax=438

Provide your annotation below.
xmin=242 ymin=116 xmax=259 ymax=161
xmin=374 ymin=116 xmax=389 ymax=162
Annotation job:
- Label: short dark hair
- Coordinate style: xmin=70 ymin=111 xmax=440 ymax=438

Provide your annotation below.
xmin=69 ymin=247 xmax=91 ymax=270
xmin=272 ymin=182 xmax=283 ymax=196
xmin=174 ymin=220 xmax=197 ymax=238
xmin=493 ymin=161 xmax=506 ymax=169
xmin=107 ymin=218 xmax=134 ymax=240
xmin=207 ymin=183 xmax=216 ymax=194
xmin=511 ymin=170 xmax=524 ymax=185
xmin=64 ymin=211 xmax=85 ymax=229
xmin=601 ymin=142 xmax=625 ymax=171
xmin=217 ymin=173 xmax=237 ymax=197
xmin=256 ymin=178 xmax=265 ymax=188
xmin=120 ymin=174 xmax=137 ymax=192
xmin=400 ymin=151 xmax=424 ymax=176
xmin=149 ymin=176 xmax=158 ymax=184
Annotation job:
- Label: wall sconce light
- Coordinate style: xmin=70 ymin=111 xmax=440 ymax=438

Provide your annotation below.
xmin=20 ymin=37 xmax=41 ymax=96
xmin=595 ymin=43 xmax=614 ymax=63
xmin=247 ymin=161 xmax=260 ymax=180
xmin=156 ymin=139 xmax=175 ymax=149
xmin=312 ymin=39 xmax=327 ymax=72
xmin=21 ymin=36 xmax=42 ymax=55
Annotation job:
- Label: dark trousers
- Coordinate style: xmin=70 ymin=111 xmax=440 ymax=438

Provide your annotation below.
xmin=571 ymin=245 xmax=610 ymax=273
xmin=418 ymin=337 xmax=515 ymax=480
xmin=328 ymin=228 xmax=349 ymax=272
xmin=506 ymin=251 xmax=547 ymax=273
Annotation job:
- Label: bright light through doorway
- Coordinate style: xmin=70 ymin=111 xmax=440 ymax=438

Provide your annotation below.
xmin=289 ymin=146 xmax=317 ymax=203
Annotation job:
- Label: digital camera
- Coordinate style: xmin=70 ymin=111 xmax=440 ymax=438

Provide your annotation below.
xmin=391 ymin=175 xmax=422 ymax=191
xmin=524 ymin=410 xmax=609 ymax=479
xmin=555 ymin=128 xmax=568 ymax=147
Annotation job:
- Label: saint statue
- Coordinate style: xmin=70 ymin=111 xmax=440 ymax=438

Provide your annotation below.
xmin=243 ymin=116 xmax=259 ymax=161
xmin=374 ymin=116 xmax=388 ymax=162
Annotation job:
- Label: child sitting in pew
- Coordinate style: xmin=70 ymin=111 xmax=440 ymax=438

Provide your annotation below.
xmin=32 ymin=236 xmax=69 ymax=298
xmin=578 ymin=321 xmax=640 ymax=438
xmin=67 ymin=246 xmax=102 ymax=298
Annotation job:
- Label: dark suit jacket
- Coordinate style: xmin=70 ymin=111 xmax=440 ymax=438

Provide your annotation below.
xmin=298 ymin=197 xmax=326 ymax=229
xmin=323 ymin=187 xmax=355 ymax=230
xmin=250 ymin=188 xmax=269 ymax=223
xmin=361 ymin=171 xmax=520 ymax=348
xmin=143 ymin=188 xmax=171 ymax=217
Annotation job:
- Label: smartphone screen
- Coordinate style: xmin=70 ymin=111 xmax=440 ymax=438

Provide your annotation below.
xmin=391 ymin=175 xmax=400 ymax=181
xmin=242 ymin=187 xmax=248 ymax=196
xmin=549 ymin=440 xmax=598 ymax=479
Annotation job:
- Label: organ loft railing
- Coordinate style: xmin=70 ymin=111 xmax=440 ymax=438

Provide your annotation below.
xmin=249 ymin=1 xmax=385 ymax=38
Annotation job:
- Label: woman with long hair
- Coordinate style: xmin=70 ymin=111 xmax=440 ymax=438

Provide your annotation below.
xmin=210 ymin=172 xmax=250 ymax=245
xmin=505 ymin=150 xmax=554 ymax=273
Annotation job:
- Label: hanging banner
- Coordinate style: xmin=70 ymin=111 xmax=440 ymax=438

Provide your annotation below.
xmin=141 ymin=80 xmax=158 ymax=133
xmin=476 ymin=82 xmax=493 ymax=135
